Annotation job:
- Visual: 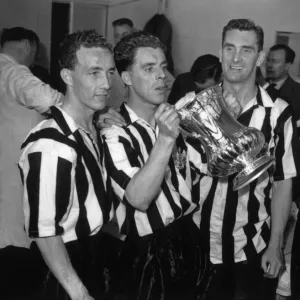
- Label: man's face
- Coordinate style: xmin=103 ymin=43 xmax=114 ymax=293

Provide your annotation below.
xmin=114 ymin=25 xmax=133 ymax=44
xmin=125 ymin=47 xmax=167 ymax=106
xmin=70 ymin=46 xmax=115 ymax=113
xmin=220 ymin=29 xmax=263 ymax=84
xmin=266 ymin=49 xmax=289 ymax=81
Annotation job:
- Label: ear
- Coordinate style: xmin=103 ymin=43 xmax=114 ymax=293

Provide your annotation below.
xmin=285 ymin=62 xmax=292 ymax=72
xmin=23 ymin=39 xmax=31 ymax=54
xmin=121 ymin=71 xmax=132 ymax=86
xmin=60 ymin=68 xmax=73 ymax=86
xmin=219 ymin=48 xmax=223 ymax=63
xmin=256 ymin=50 xmax=265 ymax=67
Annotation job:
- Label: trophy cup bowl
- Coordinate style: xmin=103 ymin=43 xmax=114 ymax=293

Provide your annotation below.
xmin=176 ymin=86 xmax=275 ymax=191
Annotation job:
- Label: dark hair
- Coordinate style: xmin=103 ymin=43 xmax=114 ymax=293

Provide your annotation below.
xmin=112 ymin=18 xmax=134 ymax=28
xmin=190 ymin=54 xmax=222 ymax=84
xmin=269 ymin=44 xmax=295 ymax=64
xmin=222 ymin=19 xmax=264 ymax=52
xmin=0 ymin=27 xmax=39 ymax=48
xmin=114 ymin=30 xmax=166 ymax=75
xmin=59 ymin=29 xmax=112 ymax=70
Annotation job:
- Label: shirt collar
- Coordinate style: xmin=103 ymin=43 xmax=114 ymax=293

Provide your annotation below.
xmin=50 ymin=105 xmax=92 ymax=136
xmin=120 ymin=102 xmax=158 ymax=131
xmin=240 ymin=86 xmax=275 ymax=115
xmin=269 ymin=76 xmax=288 ymax=90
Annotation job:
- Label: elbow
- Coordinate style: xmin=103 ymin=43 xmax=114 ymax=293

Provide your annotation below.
xmin=125 ymin=191 xmax=150 ymax=212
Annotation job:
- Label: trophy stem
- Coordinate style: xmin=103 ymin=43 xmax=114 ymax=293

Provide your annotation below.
xmin=233 ymin=155 xmax=275 ymax=191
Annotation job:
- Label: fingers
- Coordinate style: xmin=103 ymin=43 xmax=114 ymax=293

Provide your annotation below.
xmin=155 ymin=103 xmax=179 ymax=126
xmin=107 ymin=107 xmax=126 ymax=123
xmin=95 ymin=106 xmax=126 ymax=128
xmin=261 ymin=257 xmax=282 ymax=279
xmin=175 ymin=92 xmax=196 ymax=110
xmin=261 ymin=255 xmax=268 ymax=273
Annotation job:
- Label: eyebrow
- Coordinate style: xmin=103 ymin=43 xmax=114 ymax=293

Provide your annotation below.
xmin=88 ymin=66 xmax=116 ymax=72
xmin=241 ymin=45 xmax=256 ymax=50
xmin=223 ymin=43 xmax=235 ymax=48
xmin=141 ymin=60 xmax=168 ymax=68
xmin=223 ymin=43 xmax=255 ymax=51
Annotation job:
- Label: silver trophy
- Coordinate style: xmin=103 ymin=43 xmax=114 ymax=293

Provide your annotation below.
xmin=176 ymin=86 xmax=275 ymax=191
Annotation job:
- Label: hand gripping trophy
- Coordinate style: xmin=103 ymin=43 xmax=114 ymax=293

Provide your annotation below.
xmin=176 ymin=86 xmax=275 ymax=191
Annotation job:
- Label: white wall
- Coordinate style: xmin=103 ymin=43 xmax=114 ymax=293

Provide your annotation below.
xmin=0 ymin=0 xmax=158 ymax=67
xmin=2 ymin=0 xmax=300 ymax=75
xmin=165 ymin=0 xmax=300 ymax=74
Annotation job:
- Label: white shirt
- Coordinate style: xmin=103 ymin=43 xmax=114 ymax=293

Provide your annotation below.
xmin=269 ymin=76 xmax=288 ymax=90
xmin=0 ymin=53 xmax=62 ymax=248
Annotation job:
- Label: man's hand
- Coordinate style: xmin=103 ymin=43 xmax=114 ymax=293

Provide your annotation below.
xmin=94 ymin=106 xmax=126 ymax=128
xmin=155 ymin=103 xmax=180 ymax=140
xmin=261 ymin=245 xmax=284 ymax=278
xmin=222 ymin=90 xmax=242 ymax=118
xmin=174 ymin=92 xmax=196 ymax=110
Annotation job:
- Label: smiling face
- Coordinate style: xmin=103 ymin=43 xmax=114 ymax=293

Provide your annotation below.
xmin=220 ymin=29 xmax=264 ymax=85
xmin=68 ymin=46 xmax=115 ymax=113
xmin=123 ymin=47 xmax=168 ymax=107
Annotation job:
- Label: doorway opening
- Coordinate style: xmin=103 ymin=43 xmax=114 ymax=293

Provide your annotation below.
xmin=50 ymin=1 xmax=72 ymax=94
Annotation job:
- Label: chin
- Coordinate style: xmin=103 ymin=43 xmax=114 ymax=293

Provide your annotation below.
xmin=92 ymin=100 xmax=106 ymax=111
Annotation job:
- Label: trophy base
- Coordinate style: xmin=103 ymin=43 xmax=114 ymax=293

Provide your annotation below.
xmin=233 ymin=155 xmax=275 ymax=191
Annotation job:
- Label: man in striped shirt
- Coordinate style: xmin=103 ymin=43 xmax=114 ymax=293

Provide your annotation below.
xmin=196 ymin=19 xmax=300 ymax=300
xmin=19 ymin=30 xmax=118 ymax=300
xmin=101 ymin=31 xmax=211 ymax=299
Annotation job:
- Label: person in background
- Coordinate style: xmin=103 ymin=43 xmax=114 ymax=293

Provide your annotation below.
xmin=19 ymin=29 xmax=125 ymax=300
xmin=0 ymin=27 xmax=62 ymax=300
xmin=168 ymin=54 xmax=222 ymax=104
xmin=266 ymin=44 xmax=300 ymax=132
xmin=112 ymin=18 xmax=135 ymax=44
xmin=196 ymin=19 xmax=300 ymax=300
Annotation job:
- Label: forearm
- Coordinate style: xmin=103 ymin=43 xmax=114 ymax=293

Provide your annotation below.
xmin=269 ymin=178 xmax=292 ymax=249
xmin=35 ymin=236 xmax=89 ymax=300
xmin=125 ymin=134 xmax=175 ymax=211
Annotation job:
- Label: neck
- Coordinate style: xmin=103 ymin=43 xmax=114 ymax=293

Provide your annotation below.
xmin=269 ymin=74 xmax=288 ymax=84
xmin=61 ymin=92 xmax=95 ymax=134
xmin=127 ymin=91 xmax=157 ymax=127
xmin=223 ymin=79 xmax=258 ymax=110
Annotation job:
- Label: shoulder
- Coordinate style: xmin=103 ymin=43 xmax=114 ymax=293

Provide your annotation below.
xmin=20 ymin=119 xmax=77 ymax=163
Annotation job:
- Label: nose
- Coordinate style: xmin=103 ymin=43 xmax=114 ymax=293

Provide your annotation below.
xmin=156 ymin=67 xmax=166 ymax=80
xmin=232 ymin=49 xmax=242 ymax=63
xmin=101 ymin=74 xmax=111 ymax=90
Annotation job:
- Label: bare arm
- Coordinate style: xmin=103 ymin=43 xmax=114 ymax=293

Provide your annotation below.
xmin=125 ymin=103 xmax=180 ymax=211
xmin=35 ymin=236 xmax=94 ymax=300
xmin=261 ymin=178 xmax=292 ymax=278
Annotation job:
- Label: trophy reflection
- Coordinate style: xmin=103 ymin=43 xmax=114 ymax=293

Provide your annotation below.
xmin=176 ymin=86 xmax=275 ymax=191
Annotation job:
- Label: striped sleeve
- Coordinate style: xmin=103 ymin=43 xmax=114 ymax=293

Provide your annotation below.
xmin=102 ymin=126 xmax=142 ymax=203
xmin=20 ymin=139 xmax=76 ymax=238
xmin=273 ymin=104 xmax=300 ymax=181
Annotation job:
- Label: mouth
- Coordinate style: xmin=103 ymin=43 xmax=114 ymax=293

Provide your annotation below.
xmin=95 ymin=93 xmax=108 ymax=97
xmin=155 ymin=85 xmax=166 ymax=92
xmin=230 ymin=66 xmax=243 ymax=70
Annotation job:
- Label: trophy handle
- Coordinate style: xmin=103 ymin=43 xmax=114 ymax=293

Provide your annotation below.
xmin=178 ymin=126 xmax=195 ymax=138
